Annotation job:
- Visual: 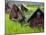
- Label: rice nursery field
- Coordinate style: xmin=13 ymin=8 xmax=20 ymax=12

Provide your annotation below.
xmin=5 ymin=6 xmax=44 ymax=35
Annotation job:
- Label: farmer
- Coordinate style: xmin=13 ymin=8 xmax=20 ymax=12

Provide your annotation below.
xmin=9 ymin=4 xmax=25 ymax=22
xmin=9 ymin=4 xmax=19 ymax=20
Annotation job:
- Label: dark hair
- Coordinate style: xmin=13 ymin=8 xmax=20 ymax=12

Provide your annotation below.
xmin=12 ymin=4 xmax=19 ymax=12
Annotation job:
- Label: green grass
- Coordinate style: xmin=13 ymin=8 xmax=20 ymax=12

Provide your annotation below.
xmin=5 ymin=14 xmax=44 ymax=34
